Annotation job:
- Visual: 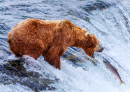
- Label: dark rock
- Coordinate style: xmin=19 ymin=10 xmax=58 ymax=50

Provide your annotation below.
xmin=0 ymin=58 xmax=56 ymax=91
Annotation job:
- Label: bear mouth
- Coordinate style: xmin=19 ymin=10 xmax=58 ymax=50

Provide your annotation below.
xmin=96 ymin=44 xmax=104 ymax=52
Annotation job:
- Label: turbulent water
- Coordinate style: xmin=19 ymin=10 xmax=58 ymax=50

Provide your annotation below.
xmin=0 ymin=0 xmax=130 ymax=92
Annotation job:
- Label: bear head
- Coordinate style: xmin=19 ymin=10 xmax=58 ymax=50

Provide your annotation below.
xmin=83 ymin=28 xmax=103 ymax=57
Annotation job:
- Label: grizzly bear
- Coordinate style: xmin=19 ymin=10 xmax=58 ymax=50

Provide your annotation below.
xmin=8 ymin=18 xmax=103 ymax=69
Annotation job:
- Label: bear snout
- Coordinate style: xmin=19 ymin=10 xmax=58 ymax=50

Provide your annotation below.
xmin=95 ymin=44 xmax=104 ymax=52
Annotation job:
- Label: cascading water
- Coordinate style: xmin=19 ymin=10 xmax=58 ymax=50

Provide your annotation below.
xmin=0 ymin=0 xmax=130 ymax=92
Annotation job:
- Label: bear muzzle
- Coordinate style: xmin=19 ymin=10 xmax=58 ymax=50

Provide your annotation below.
xmin=95 ymin=44 xmax=104 ymax=52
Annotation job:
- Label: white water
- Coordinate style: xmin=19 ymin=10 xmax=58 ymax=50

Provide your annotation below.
xmin=0 ymin=0 xmax=130 ymax=92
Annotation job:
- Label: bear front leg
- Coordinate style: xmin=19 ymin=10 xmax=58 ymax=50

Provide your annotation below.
xmin=43 ymin=46 xmax=61 ymax=70
xmin=44 ymin=55 xmax=61 ymax=69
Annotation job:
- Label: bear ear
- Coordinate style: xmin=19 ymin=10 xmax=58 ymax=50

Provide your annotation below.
xmin=82 ymin=28 xmax=90 ymax=37
xmin=82 ymin=28 xmax=87 ymax=33
xmin=85 ymin=31 xmax=90 ymax=37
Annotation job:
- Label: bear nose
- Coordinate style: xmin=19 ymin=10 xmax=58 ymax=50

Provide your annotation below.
xmin=96 ymin=44 xmax=104 ymax=52
xmin=97 ymin=47 xmax=104 ymax=52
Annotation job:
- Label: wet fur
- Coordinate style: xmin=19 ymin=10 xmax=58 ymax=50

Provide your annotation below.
xmin=8 ymin=18 xmax=99 ymax=69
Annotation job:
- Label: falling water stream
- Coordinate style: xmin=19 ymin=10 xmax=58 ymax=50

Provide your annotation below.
xmin=0 ymin=0 xmax=130 ymax=92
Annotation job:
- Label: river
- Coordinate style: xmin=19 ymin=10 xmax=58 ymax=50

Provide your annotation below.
xmin=0 ymin=0 xmax=130 ymax=92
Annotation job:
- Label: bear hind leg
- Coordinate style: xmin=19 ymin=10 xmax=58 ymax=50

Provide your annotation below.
xmin=14 ymin=52 xmax=22 ymax=57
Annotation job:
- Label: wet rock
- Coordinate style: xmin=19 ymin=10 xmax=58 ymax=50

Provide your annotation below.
xmin=62 ymin=51 xmax=82 ymax=63
xmin=19 ymin=78 xmax=56 ymax=92
xmin=82 ymin=1 xmax=111 ymax=12
xmin=0 ymin=58 xmax=56 ymax=91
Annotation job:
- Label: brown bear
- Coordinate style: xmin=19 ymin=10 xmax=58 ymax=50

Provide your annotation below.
xmin=8 ymin=18 xmax=103 ymax=69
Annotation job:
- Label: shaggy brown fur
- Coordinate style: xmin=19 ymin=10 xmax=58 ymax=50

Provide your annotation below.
xmin=8 ymin=18 xmax=102 ymax=69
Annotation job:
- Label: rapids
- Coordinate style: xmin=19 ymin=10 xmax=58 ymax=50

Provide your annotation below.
xmin=0 ymin=0 xmax=130 ymax=92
